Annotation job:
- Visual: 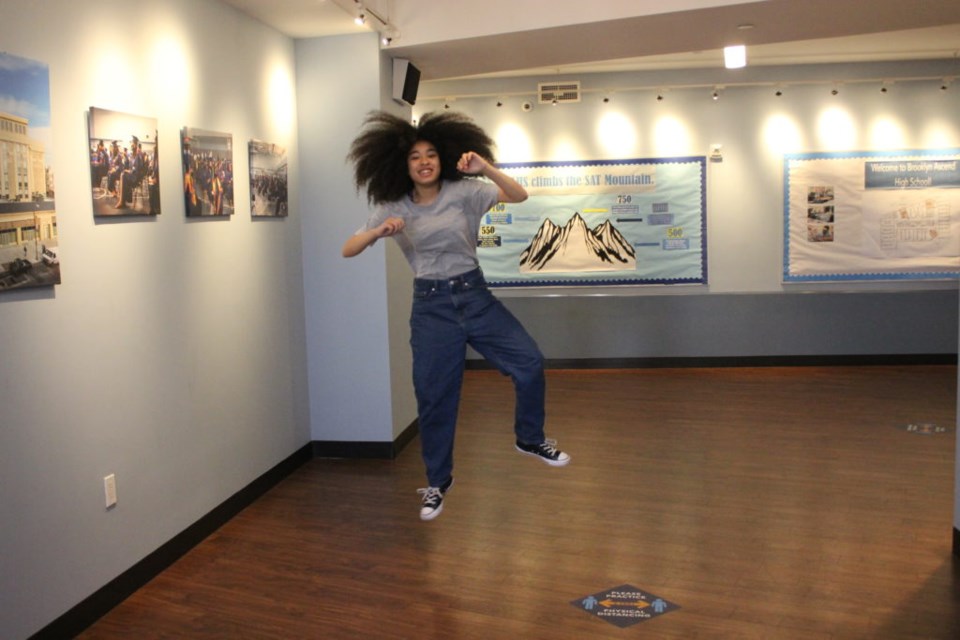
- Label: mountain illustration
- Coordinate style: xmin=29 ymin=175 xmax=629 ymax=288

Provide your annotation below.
xmin=519 ymin=212 xmax=636 ymax=273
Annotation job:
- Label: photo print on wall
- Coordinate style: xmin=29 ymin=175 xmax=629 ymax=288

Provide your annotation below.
xmin=181 ymin=127 xmax=234 ymax=217
xmin=89 ymin=107 xmax=160 ymax=217
xmin=0 ymin=50 xmax=60 ymax=292
xmin=249 ymin=140 xmax=288 ymax=218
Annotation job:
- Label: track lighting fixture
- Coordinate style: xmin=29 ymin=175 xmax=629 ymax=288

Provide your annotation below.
xmin=422 ymin=75 xmax=954 ymax=109
xmin=355 ymin=12 xmax=366 ymax=26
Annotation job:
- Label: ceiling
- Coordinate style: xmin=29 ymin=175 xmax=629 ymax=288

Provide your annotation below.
xmin=219 ymin=0 xmax=960 ymax=81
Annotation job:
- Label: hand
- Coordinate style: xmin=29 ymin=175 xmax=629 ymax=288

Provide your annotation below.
xmin=375 ymin=217 xmax=405 ymax=238
xmin=456 ymin=151 xmax=489 ymax=175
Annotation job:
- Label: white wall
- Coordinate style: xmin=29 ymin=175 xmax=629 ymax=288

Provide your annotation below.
xmin=416 ymin=62 xmax=960 ymax=361
xmin=420 ymin=61 xmax=960 ymax=294
xmin=295 ymin=33 xmax=388 ymax=444
xmin=0 ymin=1 xmax=308 ymax=638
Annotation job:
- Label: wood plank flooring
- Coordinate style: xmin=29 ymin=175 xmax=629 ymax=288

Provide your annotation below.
xmin=78 ymin=366 xmax=959 ymax=639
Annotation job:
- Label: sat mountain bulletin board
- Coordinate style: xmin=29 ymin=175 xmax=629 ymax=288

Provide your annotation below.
xmin=479 ymin=157 xmax=707 ymax=287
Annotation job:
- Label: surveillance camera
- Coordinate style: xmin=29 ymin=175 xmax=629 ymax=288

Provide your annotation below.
xmin=521 ymin=101 xmax=533 ymax=112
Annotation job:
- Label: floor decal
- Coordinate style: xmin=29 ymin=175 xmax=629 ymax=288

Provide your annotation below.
xmin=571 ymin=584 xmax=679 ymax=628
xmin=901 ymin=423 xmax=949 ymax=435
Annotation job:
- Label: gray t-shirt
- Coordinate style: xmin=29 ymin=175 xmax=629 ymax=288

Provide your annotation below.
xmin=361 ymin=179 xmax=499 ymax=279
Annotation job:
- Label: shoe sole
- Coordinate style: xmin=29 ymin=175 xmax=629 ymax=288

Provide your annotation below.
xmin=420 ymin=503 xmax=443 ymax=521
xmin=515 ymin=445 xmax=571 ymax=467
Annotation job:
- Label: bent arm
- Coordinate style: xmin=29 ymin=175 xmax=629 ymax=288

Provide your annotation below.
xmin=484 ymin=163 xmax=528 ymax=204
xmin=457 ymin=152 xmax=528 ymax=204
xmin=341 ymin=217 xmax=405 ymax=257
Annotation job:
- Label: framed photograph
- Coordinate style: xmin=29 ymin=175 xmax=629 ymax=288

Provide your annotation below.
xmin=181 ymin=127 xmax=233 ymax=217
xmin=249 ymin=140 xmax=287 ymax=218
xmin=89 ymin=107 xmax=159 ymax=217
xmin=0 ymin=51 xmax=60 ymax=291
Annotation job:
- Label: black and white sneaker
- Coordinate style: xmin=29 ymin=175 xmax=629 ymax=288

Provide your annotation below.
xmin=515 ymin=438 xmax=571 ymax=466
xmin=417 ymin=477 xmax=454 ymax=521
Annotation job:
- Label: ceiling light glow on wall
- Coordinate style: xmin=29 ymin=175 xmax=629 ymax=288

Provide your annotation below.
xmin=724 ymin=45 xmax=746 ymax=69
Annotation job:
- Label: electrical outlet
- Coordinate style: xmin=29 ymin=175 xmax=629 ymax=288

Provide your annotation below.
xmin=104 ymin=474 xmax=117 ymax=509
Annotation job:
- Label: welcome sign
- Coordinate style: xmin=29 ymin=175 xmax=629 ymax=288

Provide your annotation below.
xmin=784 ymin=149 xmax=960 ymax=282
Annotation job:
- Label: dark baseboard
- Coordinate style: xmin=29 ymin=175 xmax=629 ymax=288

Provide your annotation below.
xmin=31 ymin=422 xmax=422 ymax=639
xmin=313 ymin=419 xmax=418 ymax=460
xmin=466 ymin=353 xmax=957 ymax=370
xmin=30 ymin=443 xmax=314 ymax=640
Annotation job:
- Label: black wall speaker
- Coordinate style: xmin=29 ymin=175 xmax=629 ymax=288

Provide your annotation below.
xmin=392 ymin=58 xmax=421 ymax=106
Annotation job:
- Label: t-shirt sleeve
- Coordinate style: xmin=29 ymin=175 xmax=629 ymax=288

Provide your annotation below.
xmin=358 ymin=204 xmax=390 ymax=234
xmin=467 ymin=180 xmax=500 ymax=220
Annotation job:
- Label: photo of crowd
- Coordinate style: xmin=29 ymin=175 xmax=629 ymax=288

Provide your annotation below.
xmin=181 ymin=127 xmax=234 ymax=217
xmin=249 ymin=139 xmax=288 ymax=218
xmin=89 ymin=107 xmax=160 ymax=217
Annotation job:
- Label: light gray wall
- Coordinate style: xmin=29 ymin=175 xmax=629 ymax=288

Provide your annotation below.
xmin=296 ymin=34 xmax=417 ymax=443
xmin=0 ymin=1 xmax=309 ymax=638
xmin=418 ymin=61 xmax=960 ymax=360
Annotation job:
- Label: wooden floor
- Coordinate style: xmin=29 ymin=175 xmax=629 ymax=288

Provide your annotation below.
xmin=79 ymin=366 xmax=960 ymax=639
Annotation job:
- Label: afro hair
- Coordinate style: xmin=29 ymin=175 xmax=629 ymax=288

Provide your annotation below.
xmin=347 ymin=110 xmax=496 ymax=205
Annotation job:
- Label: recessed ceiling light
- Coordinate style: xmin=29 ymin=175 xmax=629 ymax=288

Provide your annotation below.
xmin=724 ymin=45 xmax=746 ymax=69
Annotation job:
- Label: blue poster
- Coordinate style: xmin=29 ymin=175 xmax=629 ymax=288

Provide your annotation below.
xmin=481 ymin=157 xmax=707 ymax=287
xmin=0 ymin=51 xmax=59 ymax=292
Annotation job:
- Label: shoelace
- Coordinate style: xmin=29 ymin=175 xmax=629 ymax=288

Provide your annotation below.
xmin=539 ymin=438 xmax=561 ymax=456
xmin=417 ymin=486 xmax=443 ymax=505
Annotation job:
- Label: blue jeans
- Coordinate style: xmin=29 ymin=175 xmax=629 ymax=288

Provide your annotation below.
xmin=410 ymin=268 xmax=545 ymax=487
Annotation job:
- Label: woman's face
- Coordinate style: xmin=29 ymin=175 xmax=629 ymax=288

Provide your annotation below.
xmin=407 ymin=140 xmax=440 ymax=188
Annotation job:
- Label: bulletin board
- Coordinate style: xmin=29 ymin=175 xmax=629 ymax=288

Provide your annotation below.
xmin=783 ymin=149 xmax=960 ymax=282
xmin=480 ymin=157 xmax=707 ymax=287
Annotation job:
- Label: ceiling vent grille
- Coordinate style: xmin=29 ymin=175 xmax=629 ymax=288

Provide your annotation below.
xmin=538 ymin=81 xmax=581 ymax=104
